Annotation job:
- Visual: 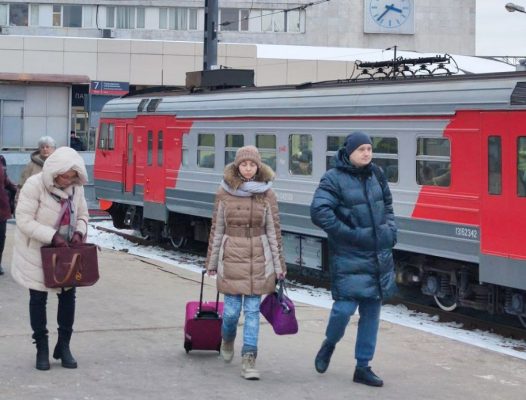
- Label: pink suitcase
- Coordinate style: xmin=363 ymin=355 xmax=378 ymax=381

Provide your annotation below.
xmin=184 ymin=270 xmax=224 ymax=353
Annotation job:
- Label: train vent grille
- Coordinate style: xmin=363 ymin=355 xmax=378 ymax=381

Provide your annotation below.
xmin=146 ymin=98 xmax=162 ymax=112
xmin=137 ymin=99 xmax=149 ymax=112
xmin=511 ymin=82 xmax=526 ymax=105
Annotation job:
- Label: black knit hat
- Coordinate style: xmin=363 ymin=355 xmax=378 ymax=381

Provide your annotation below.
xmin=344 ymin=131 xmax=372 ymax=156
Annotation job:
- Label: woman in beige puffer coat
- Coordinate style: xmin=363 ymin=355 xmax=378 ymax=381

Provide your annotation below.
xmin=206 ymin=145 xmax=286 ymax=381
xmin=11 ymin=146 xmax=89 ymax=371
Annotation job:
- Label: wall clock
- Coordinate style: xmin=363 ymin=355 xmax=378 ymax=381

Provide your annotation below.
xmin=364 ymin=0 xmax=415 ymax=34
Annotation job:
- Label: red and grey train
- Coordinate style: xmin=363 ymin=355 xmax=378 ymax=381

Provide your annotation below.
xmin=94 ymin=71 xmax=526 ymax=325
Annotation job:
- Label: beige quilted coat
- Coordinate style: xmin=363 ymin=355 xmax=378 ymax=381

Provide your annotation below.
xmin=206 ymin=163 xmax=286 ymax=295
xmin=10 ymin=147 xmax=89 ymax=292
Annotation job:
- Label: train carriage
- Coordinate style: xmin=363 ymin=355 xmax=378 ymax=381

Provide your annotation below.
xmin=94 ymin=71 xmax=526 ymax=324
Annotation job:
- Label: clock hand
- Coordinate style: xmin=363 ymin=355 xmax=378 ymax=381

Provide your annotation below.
xmin=376 ymin=5 xmax=392 ymax=21
xmin=386 ymin=4 xmax=403 ymax=13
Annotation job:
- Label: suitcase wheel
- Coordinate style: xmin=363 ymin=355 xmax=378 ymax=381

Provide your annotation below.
xmin=184 ymin=341 xmax=192 ymax=353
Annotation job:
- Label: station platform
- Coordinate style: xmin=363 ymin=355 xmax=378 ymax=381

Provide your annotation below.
xmin=1 ymin=223 xmax=525 ymax=400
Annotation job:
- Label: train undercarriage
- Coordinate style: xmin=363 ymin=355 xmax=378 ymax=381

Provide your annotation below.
xmin=106 ymin=202 xmax=526 ymax=328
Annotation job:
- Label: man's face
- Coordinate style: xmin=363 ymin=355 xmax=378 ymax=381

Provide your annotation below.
xmin=349 ymin=144 xmax=373 ymax=167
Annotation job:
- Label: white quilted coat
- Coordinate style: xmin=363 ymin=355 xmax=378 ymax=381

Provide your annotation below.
xmin=10 ymin=147 xmax=89 ymax=292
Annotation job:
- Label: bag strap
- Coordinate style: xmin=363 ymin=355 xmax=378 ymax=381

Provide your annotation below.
xmin=371 ymin=163 xmax=388 ymax=192
xmin=276 ymin=279 xmax=292 ymax=313
xmin=51 ymin=252 xmax=81 ymax=285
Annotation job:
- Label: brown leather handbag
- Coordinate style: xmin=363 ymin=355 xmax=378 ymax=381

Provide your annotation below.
xmin=41 ymin=243 xmax=99 ymax=288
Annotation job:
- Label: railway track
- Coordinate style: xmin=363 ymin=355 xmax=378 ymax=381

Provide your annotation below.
xmin=92 ymin=223 xmax=526 ymax=343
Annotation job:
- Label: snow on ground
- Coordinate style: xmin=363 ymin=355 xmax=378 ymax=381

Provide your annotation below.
xmin=89 ymin=221 xmax=526 ymax=361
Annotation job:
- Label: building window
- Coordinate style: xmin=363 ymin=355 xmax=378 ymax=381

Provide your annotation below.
xmin=256 ymin=134 xmax=276 ymax=170
xmin=262 ymin=9 xmax=285 ymax=32
xmin=518 ymin=137 xmax=526 ymax=197
xmin=160 ymin=7 xmax=195 ymax=30
xmin=220 ymin=8 xmax=239 ymax=31
xmin=29 ymin=4 xmax=38 ymax=26
xmin=117 ymin=7 xmax=136 ymax=29
xmin=286 ymin=9 xmax=301 ymax=33
xmin=488 ymin=136 xmax=502 ymax=195
xmin=137 ymin=7 xmax=145 ymax=28
xmin=189 ymin=8 xmax=198 ymax=30
xmin=106 ymin=6 xmax=115 ymax=28
xmin=64 ymin=5 xmax=82 ymax=27
xmin=52 ymin=5 xmax=61 ymax=26
xmin=197 ymin=133 xmax=215 ymax=168
xmin=225 ymin=134 xmax=244 ymax=165
xmin=0 ymin=4 xmax=7 ymax=26
xmin=157 ymin=131 xmax=163 ymax=166
xmin=289 ymin=134 xmax=312 ymax=175
xmin=9 ymin=3 xmax=28 ymax=26
xmin=416 ymin=137 xmax=451 ymax=187
xmin=240 ymin=9 xmax=249 ymax=31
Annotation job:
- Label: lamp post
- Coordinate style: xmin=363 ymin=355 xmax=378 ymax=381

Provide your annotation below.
xmin=505 ymin=2 xmax=526 ymax=13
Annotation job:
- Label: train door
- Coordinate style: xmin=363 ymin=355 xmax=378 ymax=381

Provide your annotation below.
xmin=124 ymin=124 xmax=135 ymax=193
xmin=142 ymin=118 xmax=166 ymax=204
xmin=480 ymin=112 xmax=526 ymax=260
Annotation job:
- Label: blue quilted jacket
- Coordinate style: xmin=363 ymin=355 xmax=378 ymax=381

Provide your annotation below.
xmin=310 ymin=149 xmax=397 ymax=301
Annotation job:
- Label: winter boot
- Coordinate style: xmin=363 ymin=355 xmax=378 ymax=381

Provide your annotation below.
xmin=34 ymin=337 xmax=50 ymax=371
xmin=53 ymin=334 xmax=78 ymax=369
xmin=314 ymin=339 xmax=335 ymax=374
xmin=241 ymin=353 xmax=260 ymax=380
xmin=220 ymin=340 xmax=234 ymax=363
xmin=0 ymin=264 xmax=4 ymax=275
xmin=353 ymin=366 xmax=384 ymax=387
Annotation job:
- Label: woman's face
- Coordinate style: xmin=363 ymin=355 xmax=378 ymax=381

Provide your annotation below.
xmin=239 ymin=160 xmax=258 ymax=180
xmin=54 ymin=170 xmax=78 ymax=189
xmin=40 ymin=145 xmax=55 ymax=158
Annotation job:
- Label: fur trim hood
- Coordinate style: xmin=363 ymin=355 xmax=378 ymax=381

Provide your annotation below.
xmin=223 ymin=162 xmax=275 ymax=190
xmin=42 ymin=147 xmax=88 ymax=194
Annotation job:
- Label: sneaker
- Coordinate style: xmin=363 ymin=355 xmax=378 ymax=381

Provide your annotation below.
xmin=353 ymin=366 xmax=384 ymax=387
xmin=241 ymin=353 xmax=260 ymax=380
xmin=220 ymin=340 xmax=234 ymax=363
xmin=314 ymin=340 xmax=335 ymax=373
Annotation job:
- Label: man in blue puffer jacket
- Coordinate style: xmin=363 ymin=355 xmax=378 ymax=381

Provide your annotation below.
xmin=310 ymin=131 xmax=397 ymax=387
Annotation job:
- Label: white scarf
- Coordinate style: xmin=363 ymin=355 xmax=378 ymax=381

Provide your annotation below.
xmin=221 ymin=180 xmax=272 ymax=197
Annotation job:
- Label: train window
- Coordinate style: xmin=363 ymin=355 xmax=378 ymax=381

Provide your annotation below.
xmin=182 ymin=134 xmax=189 ymax=167
xmin=225 ymin=134 xmax=244 ymax=164
xmin=416 ymin=138 xmax=451 ymax=187
xmin=372 ymin=137 xmax=398 ymax=183
xmin=326 ymin=136 xmax=346 ymax=169
xmin=157 ymin=131 xmax=163 ymax=166
xmin=289 ymin=134 xmax=312 ymax=175
xmin=147 ymin=130 xmax=153 ymax=166
xmin=488 ymin=136 xmax=502 ymax=195
xmin=127 ymin=133 xmax=133 ymax=165
xmin=137 ymin=99 xmax=148 ymax=112
xmin=108 ymin=124 xmax=115 ymax=150
xmin=98 ymin=123 xmax=109 ymax=149
xmin=197 ymin=133 xmax=215 ymax=168
xmin=518 ymin=137 xmax=526 ymax=197
xmin=256 ymin=134 xmax=276 ymax=170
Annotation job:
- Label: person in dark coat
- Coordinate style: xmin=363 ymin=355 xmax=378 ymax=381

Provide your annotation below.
xmin=0 ymin=155 xmax=17 ymax=275
xmin=310 ymin=131 xmax=397 ymax=387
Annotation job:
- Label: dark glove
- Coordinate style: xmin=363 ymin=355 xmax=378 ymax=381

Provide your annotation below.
xmin=51 ymin=232 xmax=68 ymax=247
xmin=70 ymin=231 xmax=83 ymax=245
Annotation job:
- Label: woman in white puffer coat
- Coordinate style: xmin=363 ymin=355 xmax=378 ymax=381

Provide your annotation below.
xmin=11 ymin=146 xmax=89 ymax=371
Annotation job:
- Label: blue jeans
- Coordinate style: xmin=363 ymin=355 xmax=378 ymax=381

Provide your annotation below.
xmin=222 ymin=294 xmax=261 ymax=356
xmin=325 ymin=298 xmax=382 ymax=368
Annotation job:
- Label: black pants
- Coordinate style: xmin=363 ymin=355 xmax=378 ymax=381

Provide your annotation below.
xmin=0 ymin=220 xmax=6 ymax=266
xmin=29 ymin=288 xmax=76 ymax=341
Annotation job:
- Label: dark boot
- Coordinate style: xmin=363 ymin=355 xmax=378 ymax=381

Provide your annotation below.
xmin=53 ymin=334 xmax=77 ymax=368
xmin=34 ymin=337 xmax=50 ymax=371
xmin=0 ymin=264 xmax=4 ymax=275
xmin=54 ymin=288 xmax=77 ymax=368
xmin=314 ymin=339 xmax=335 ymax=374
xmin=353 ymin=366 xmax=384 ymax=387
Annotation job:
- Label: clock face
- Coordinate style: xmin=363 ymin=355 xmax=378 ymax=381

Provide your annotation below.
xmin=369 ymin=0 xmax=412 ymax=29
xmin=363 ymin=0 xmax=414 ymax=34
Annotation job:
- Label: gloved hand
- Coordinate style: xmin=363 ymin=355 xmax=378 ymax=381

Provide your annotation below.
xmin=70 ymin=231 xmax=83 ymax=245
xmin=51 ymin=232 xmax=68 ymax=247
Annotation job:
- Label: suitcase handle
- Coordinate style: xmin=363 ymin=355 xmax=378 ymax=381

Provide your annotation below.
xmin=199 ymin=270 xmax=220 ymax=313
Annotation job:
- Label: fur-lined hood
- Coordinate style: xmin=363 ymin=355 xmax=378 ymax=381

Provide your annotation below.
xmin=223 ymin=162 xmax=275 ymax=191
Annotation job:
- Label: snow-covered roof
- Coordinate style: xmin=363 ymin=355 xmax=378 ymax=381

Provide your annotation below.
xmin=256 ymin=44 xmax=516 ymax=74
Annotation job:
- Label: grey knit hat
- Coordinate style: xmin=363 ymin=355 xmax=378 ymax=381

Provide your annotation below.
xmin=234 ymin=145 xmax=262 ymax=168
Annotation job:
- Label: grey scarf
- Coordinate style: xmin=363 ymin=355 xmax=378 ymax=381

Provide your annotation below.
xmin=221 ymin=180 xmax=272 ymax=197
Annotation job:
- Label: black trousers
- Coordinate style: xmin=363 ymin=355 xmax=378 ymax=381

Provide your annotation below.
xmin=29 ymin=288 xmax=76 ymax=341
xmin=0 ymin=220 xmax=6 ymax=266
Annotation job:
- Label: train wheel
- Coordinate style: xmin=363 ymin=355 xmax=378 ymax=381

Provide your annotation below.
xmin=519 ymin=315 xmax=526 ymax=329
xmin=170 ymin=236 xmax=188 ymax=249
xmin=434 ymin=293 xmax=458 ymax=311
